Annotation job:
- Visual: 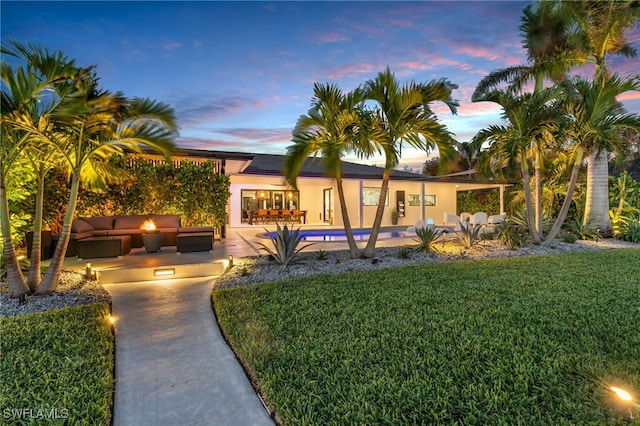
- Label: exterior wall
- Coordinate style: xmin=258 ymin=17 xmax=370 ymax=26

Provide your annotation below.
xmin=229 ymin=174 xmax=461 ymax=229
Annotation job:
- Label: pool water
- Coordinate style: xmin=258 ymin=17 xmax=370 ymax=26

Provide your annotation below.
xmin=262 ymin=228 xmax=405 ymax=242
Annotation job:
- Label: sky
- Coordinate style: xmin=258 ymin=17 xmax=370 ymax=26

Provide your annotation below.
xmin=2 ymin=1 xmax=639 ymax=171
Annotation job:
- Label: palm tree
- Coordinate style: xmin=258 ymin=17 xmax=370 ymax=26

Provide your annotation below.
xmin=35 ymin=76 xmax=178 ymax=294
xmin=1 ymin=41 xmax=78 ymax=297
xmin=545 ymin=75 xmax=640 ymax=241
xmin=563 ymin=0 xmax=640 ymax=233
xmin=473 ymin=1 xmax=577 ymax=240
xmin=285 ymin=83 xmax=375 ymax=259
xmin=472 ymin=88 xmax=563 ymax=241
xmin=361 ymin=67 xmax=458 ymax=258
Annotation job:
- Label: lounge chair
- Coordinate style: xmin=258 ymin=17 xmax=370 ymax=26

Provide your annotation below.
xmin=405 ymin=220 xmax=426 ymax=236
xmin=470 ymin=212 xmax=488 ymax=227
xmin=460 ymin=212 xmax=471 ymax=223
xmin=444 ymin=212 xmax=460 ymax=227
xmin=488 ymin=214 xmax=506 ymax=225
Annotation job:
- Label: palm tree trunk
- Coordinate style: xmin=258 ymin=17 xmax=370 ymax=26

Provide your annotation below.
xmin=362 ymin=169 xmax=391 ymax=258
xmin=27 ymin=175 xmax=45 ymax=291
xmin=520 ymin=150 xmax=539 ymax=242
xmin=0 ymin=173 xmax=29 ymax=297
xmin=584 ymin=150 xmax=612 ymax=234
xmin=534 ymin=150 xmax=543 ymax=240
xmin=335 ymin=172 xmax=361 ymax=259
xmin=36 ymin=171 xmax=80 ymax=294
xmin=545 ymin=148 xmax=584 ymax=242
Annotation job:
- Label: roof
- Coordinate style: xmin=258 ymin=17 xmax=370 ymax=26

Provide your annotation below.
xmin=133 ymin=147 xmax=511 ymax=185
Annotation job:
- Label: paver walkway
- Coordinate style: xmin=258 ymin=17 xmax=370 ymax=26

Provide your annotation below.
xmin=104 ymin=278 xmax=274 ymax=426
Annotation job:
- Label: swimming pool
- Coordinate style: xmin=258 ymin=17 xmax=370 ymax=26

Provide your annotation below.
xmin=261 ymin=228 xmax=406 ymax=242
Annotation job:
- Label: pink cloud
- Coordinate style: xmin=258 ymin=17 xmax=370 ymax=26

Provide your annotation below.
xmin=314 ymin=32 xmax=350 ymax=44
xmin=618 ymin=91 xmax=640 ymax=102
xmin=325 ymin=62 xmax=376 ymax=79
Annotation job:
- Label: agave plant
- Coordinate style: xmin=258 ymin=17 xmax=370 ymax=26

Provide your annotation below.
xmin=413 ymin=226 xmax=443 ymax=253
xmin=257 ymin=224 xmax=313 ymax=271
xmin=566 ymin=218 xmax=600 ymax=241
xmin=453 ymin=221 xmax=484 ymax=249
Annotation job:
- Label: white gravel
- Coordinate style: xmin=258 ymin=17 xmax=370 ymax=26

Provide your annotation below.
xmin=1 ymin=271 xmax=111 ymax=317
xmin=214 ymin=238 xmax=639 ymax=289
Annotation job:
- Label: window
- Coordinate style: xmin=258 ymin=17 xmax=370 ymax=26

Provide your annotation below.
xmin=362 ymin=187 xmax=389 ymax=206
xmin=408 ymin=194 xmax=421 ymax=206
xmin=424 ymin=195 xmax=437 ymax=206
xmin=241 ymin=189 xmax=299 ymax=222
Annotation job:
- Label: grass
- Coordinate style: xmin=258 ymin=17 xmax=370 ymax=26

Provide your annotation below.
xmin=213 ymin=249 xmax=640 ymax=425
xmin=0 ymin=303 xmax=114 ymax=425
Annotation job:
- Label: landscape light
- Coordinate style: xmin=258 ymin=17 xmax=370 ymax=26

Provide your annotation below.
xmin=109 ymin=316 xmax=116 ymax=325
xmin=154 ymin=268 xmax=175 ymax=276
xmin=228 ymin=255 xmax=234 ymax=268
xmin=611 ymin=386 xmax=633 ymax=402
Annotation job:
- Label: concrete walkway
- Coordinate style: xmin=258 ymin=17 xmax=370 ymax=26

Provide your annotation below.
xmin=104 ymin=278 xmax=274 ymax=426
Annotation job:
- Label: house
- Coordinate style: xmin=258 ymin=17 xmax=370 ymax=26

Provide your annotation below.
xmin=136 ymin=148 xmax=511 ymax=231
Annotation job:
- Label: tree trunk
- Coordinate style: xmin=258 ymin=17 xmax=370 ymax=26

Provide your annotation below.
xmin=0 ymin=173 xmax=29 ymax=297
xmin=36 ymin=171 xmax=80 ymax=294
xmin=27 ymin=175 xmax=45 ymax=291
xmin=335 ymin=172 xmax=361 ymax=259
xmin=545 ymin=148 xmax=584 ymax=242
xmin=584 ymin=150 xmax=612 ymax=234
xmin=362 ymin=169 xmax=391 ymax=258
xmin=534 ymin=150 xmax=543 ymax=240
xmin=520 ymin=150 xmax=539 ymax=243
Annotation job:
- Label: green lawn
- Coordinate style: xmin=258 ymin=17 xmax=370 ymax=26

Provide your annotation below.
xmin=213 ymin=249 xmax=640 ymax=425
xmin=0 ymin=303 xmax=114 ymax=425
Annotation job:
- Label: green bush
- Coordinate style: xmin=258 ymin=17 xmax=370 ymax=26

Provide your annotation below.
xmin=0 ymin=303 xmax=114 ymax=425
xmin=257 ymin=224 xmax=312 ymax=271
xmin=494 ymin=220 xmax=528 ymax=249
xmin=612 ymin=213 xmax=640 ymax=243
xmin=213 ymin=249 xmax=640 ymax=425
xmin=561 ymin=231 xmax=579 ymax=243
xmin=315 ymin=250 xmax=328 ymax=261
xmin=398 ymin=247 xmax=411 ymax=259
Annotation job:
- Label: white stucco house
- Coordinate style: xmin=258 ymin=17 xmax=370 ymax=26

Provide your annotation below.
xmin=142 ymin=148 xmax=511 ymax=233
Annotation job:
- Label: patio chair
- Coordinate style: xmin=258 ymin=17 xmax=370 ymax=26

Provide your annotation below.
xmin=292 ymin=210 xmax=303 ymax=223
xmin=488 ymin=214 xmax=506 ymax=225
xmin=256 ymin=209 xmax=268 ymax=224
xmin=460 ymin=212 xmax=471 ymax=223
xmin=470 ymin=212 xmax=488 ymax=227
xmin=268 ymin=209 xmax=280 ymax=223
xmin=281 ymin=209 xmax=293 ymax=223
xmin=444 ymin=212 xmax=460 ymax=227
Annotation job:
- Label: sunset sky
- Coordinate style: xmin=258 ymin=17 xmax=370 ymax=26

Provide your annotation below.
xmin=2 ymin=1 xmax=639 ymax=170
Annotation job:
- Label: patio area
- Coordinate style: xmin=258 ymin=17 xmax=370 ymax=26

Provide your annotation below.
xmin=58 ymin=225 xmax=419 ymax=284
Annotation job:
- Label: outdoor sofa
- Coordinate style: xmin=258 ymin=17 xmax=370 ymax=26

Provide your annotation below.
xmin=67 ymin=214 xmax=214 ymax=256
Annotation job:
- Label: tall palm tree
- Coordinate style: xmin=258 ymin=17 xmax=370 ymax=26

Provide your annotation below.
xmin=361 ymin=67 xmax=458 ymax=258
xmin=472 ymin=88 xmax=563 ymax=241
xmin=1 ymin=41 xmax=78 ymax=297
xmin=563 ymin=0 xmax=640 ymax=233
xmin=35 ymin=76 xmax=178 ymax=294
xmin=545 ymin=75 xmax=640 ymax=241
xmin=473 ymin=0 xmax=577 ymax=240
xmin=286 ymin=83 xmax=376 ymax=259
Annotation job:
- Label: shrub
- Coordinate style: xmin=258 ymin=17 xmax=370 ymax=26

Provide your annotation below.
xmin=561 ymin=232 xmax=579 ymax=243
xmin=257 ymin=224 xmax=312 ymax=271
xmin=566 ymin=217 xmax=600 ymax=241
xmin=613 ymin=213 xmax=640 ymax=243
xmin=494 ymin=220 xmax=528 ymax=250
xmin=398 ymin=247 xmax=411 ymax=259
xmin=315 ymin=250 xmax=328 ymax=261
xmin=412 ymin=226 xmax=442 ymax=253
